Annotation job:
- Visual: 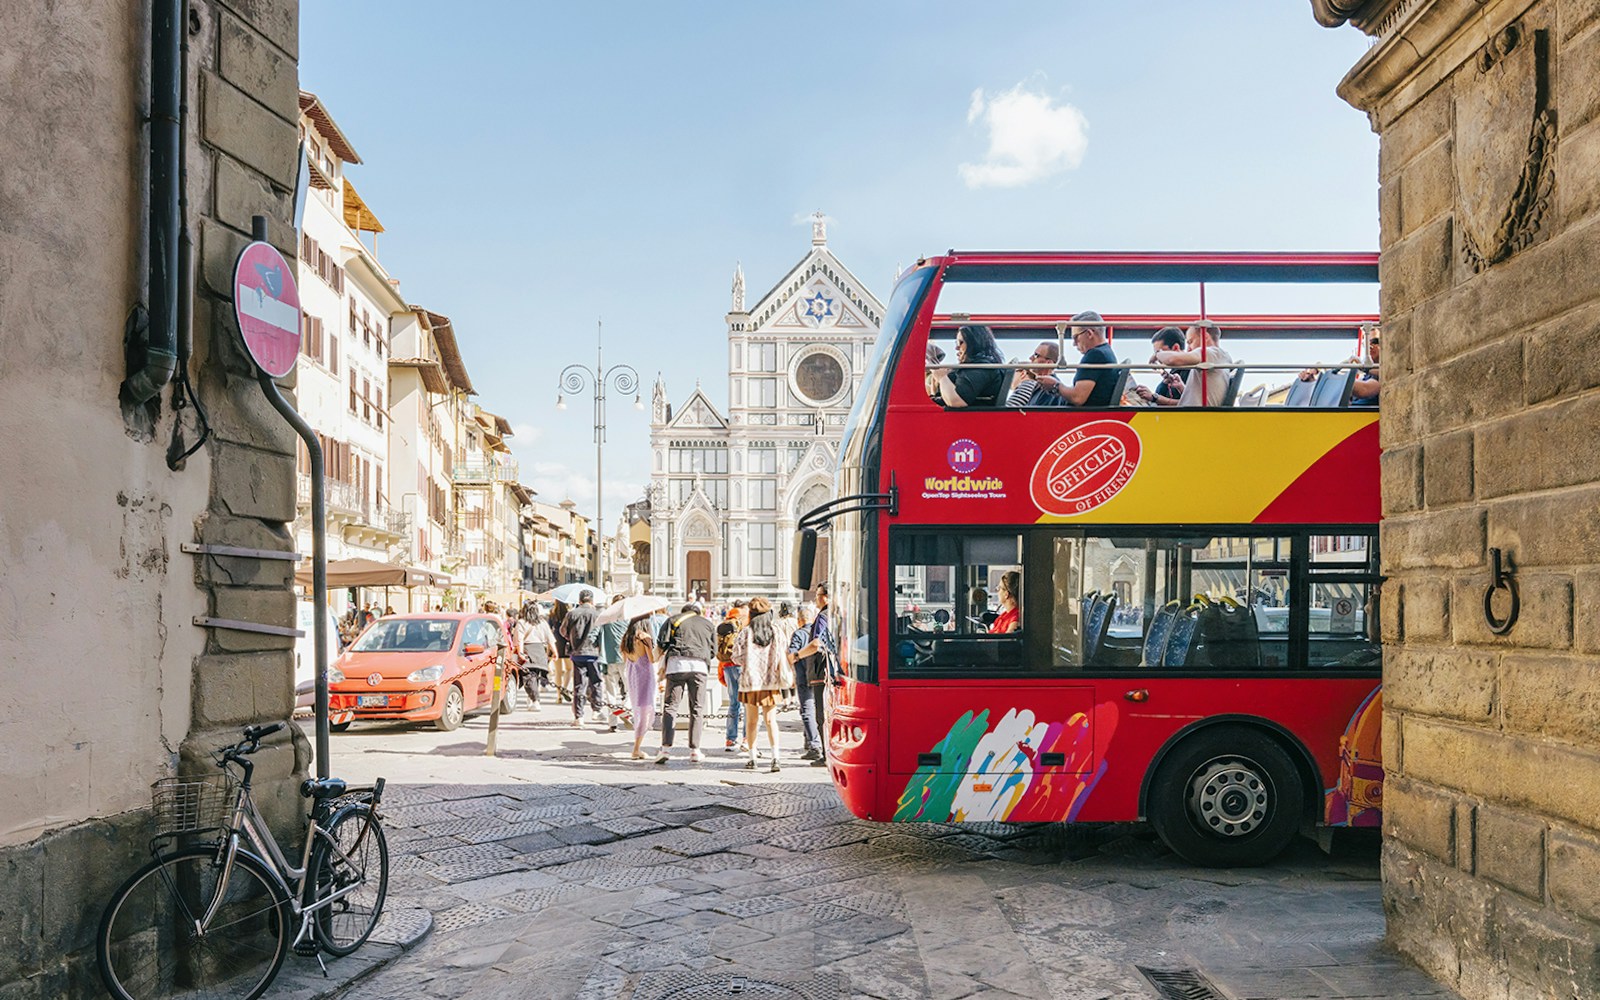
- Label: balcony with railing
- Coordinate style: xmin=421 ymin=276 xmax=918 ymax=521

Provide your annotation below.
xmin=452 ymin=459 xmax=518 ymax=487
xmin=297 ymin=474 xmax=410 ymax=543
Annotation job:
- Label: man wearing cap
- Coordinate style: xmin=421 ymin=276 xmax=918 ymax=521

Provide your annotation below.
xmin=1011 ymin=311 xmax=1123 ymax=407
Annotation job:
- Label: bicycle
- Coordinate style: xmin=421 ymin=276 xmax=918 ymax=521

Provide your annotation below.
xmin=96 ymin=722 xmax=390 ymax=1000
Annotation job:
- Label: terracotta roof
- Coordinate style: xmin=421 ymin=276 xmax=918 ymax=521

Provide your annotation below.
xmin=298 ymin=91 xmax=362 ymax=164
xmin=413 ymin=308 xmax=474 ymax=394
xmin=389 ymin=357 xmax=448 ymax=394
xmin=477 ymin=409 xmax=514 ymax=436
xmin=343 ymin=179 xmax=384 ymax=233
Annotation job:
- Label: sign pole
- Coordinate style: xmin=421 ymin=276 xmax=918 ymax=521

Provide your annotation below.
xmin=236 ymin=214 xmax=329 ymax=779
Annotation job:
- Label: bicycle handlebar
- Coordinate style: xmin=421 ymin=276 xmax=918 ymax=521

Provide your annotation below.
xmin=243 ymin=722 xmax=285 ymax=741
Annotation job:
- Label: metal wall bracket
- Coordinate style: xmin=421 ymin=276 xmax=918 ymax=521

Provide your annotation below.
xmin=193 ymin=616 xmax=304 ymax=638
xmin=181 ymin=542 xmax=300 ymax=561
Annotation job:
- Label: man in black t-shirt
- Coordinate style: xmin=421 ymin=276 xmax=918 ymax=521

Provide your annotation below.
xmin=1017 ymin=311 xmax=1123 ymax=407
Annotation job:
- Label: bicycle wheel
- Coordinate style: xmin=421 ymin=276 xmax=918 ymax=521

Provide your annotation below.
xmin=98 ymin=846 xmax=290 ymax=1000
xmin=309 ymin=804 xmax=389 ymax=956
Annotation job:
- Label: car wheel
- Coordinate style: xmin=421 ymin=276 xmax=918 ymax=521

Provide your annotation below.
xmin=330 ymin=721 xmax=352 ymax=733
xmin=1147 ymin=726 xmax=1304 ymax=868
xmin=500 ymin=678 xmax=518 ymax=715
xmin=435 ymin=686 xmax=465 ymax=732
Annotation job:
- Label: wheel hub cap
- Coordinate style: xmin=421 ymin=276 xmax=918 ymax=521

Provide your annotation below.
xmin=1189 ymin=760 xmax=1269 ymax=837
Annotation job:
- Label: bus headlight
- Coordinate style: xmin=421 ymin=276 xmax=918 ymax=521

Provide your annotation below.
xmin=407 ymin=664 xmax=445 ymax=684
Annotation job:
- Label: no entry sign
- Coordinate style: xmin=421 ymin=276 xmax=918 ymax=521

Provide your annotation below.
xmin=233 ymin=241 xmax=301 ymax=378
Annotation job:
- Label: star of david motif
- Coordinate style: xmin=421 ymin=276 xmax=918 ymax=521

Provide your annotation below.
xmin=800 ymin=290 xmax=836 ymax=325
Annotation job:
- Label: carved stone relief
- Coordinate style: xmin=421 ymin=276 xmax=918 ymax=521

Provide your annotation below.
xmin=1455 ymin=22 xmax=1556 ymax=273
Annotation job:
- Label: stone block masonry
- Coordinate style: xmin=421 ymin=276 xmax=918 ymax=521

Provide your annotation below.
xmin=0 ymin=0 xmax=305 ymax=993
xmin=1320 ymin=0 xmax=1600 ymax=996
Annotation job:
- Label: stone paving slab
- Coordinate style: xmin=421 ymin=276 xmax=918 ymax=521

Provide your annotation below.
xmin=295 ymin=706 xmax=1459 ymax=1000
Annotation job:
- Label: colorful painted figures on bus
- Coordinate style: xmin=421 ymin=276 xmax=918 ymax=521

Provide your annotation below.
xmin=892 ymin=705 xmax=1118 ymax=823
xmin=1324 ymin=686 xmax=1384 ymax=827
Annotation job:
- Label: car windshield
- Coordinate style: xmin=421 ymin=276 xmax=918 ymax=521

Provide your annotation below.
xmin=351 ymin=619 xmax=459 ymax=653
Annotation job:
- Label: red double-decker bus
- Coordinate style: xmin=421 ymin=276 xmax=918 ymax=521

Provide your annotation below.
xmin=794 ymin=251 xmax=1383 ymax=866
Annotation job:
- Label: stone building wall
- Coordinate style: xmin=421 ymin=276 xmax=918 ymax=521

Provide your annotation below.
xmin=1318 ymin=0 xmax=1600 ymax=996
xmin=0 ymin=1 xmax=303 ymax=993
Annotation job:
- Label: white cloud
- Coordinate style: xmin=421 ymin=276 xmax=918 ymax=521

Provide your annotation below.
xmin=959 ymin=83 xmax=1088 ymax=189
xmin=509 ymin=422 xmax=544 ymax=445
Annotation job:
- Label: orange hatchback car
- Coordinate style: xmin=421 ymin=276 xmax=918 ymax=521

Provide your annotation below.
xmin=328 ymin=613 xmax=510 ymax=731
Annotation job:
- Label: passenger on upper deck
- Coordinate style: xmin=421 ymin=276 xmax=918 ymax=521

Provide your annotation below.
xmin=1298 ymin=330 xmax=1380 ymax=405
xmin=1141 ymin=327 xmax=1189 ymax=403
xmin=931 ymin=325 xmax=1007 ymax=408
xmin=1006 ymin=311 xmax=1121 ymax=408
xmin=924 ymin=344 xmax=946 ymax=402
xmin=1134 ymin=321 xmax=1232 ymax=407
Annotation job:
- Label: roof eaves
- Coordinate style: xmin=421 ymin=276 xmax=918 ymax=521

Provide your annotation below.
xmin=297 ymin=90 xmax=362 ymax=164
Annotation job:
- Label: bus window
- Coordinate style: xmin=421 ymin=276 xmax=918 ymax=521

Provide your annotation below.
xmin=1053 ymin=532 xmax=1308 ymax=671
xmin=890 ymin=531 xmax=1023 ymax=673
xmin=1307 ymin=533 xmax=1381 ymax=670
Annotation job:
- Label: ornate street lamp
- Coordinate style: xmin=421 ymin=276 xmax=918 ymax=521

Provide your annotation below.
xmin=556 ymin=322 xmax=642 ymax=587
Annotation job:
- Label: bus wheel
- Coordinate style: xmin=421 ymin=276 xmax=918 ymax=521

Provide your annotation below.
xmin=1148 ymin=728 xmax=1303 ymax=868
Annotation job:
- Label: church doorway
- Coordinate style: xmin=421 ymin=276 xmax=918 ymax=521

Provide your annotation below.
xmin=686 ymin=550 xmax=710 ymax=603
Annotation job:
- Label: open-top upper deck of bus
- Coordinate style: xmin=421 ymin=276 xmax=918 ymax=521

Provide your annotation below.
xmin=838 ymin=250 xmax=1382 ymax=529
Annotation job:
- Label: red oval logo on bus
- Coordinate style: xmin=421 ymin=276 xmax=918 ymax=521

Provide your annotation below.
xmin=1030 ymin=420 xmax=1142 ymax=516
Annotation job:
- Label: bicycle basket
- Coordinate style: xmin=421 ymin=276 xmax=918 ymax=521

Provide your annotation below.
xmin=150 ymin=774 xmax=237 ymax=837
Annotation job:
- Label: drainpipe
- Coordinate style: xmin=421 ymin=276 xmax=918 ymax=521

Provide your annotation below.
xmin=124 ymin=0 xmax=183 ymax=405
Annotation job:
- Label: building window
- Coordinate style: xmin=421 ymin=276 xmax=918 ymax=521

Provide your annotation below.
xmin=793 ymin=349 xmax=846 ymax=405
xmin=375 ymin=388 xmax=384 ymax=429
xmin=751 ymin=378 xmax=777 ymax=408
xmin=668 ymin=445 xmax=729 ymax=474
xmin=362 ymin=377 xmax=372 ymax=421
xmin=752 ymin=479 xmax=777 ymax=510
xmin=349 ymin=370 xmax=358 ymax=413
xmin=327 ymin=331 xmax=339 ymax=374
xmin=750 ymin=523 xmax=776 ymax=577
xmin=751 ymin=446 xmax=778 ymax=474
xmin=750 ymin=343 xmax=777 ymax=371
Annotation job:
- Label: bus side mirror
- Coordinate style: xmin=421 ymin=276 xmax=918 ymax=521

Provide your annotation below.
xmin=792 ymin=527 xmax=818 ymax=591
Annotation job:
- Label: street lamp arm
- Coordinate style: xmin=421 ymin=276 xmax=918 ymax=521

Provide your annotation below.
xmin=603 ymin=364 xmax=640 ymax=395
xmin=559 ymin=364 xmax=597 ymax=395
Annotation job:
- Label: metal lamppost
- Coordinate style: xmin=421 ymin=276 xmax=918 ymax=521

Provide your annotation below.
xmin=557 ymin=322 xmax=642 ymax=588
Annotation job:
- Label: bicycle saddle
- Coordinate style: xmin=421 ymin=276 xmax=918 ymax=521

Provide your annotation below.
xmin=300 ymin=777 xmax=348 ymax=799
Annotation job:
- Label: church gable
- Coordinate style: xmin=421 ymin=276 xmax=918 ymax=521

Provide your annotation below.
xmin=748 ymin=249 xmax=883 ymax=335
xmin=666 ymin=387 xmax=727 ymax=430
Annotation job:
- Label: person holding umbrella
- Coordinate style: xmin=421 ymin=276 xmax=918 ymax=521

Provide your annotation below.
xmin=599 ymin=594 xmax=671 ymax=759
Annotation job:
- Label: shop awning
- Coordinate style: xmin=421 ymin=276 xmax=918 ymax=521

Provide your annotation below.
xmin=295 ymin=558 xmax=452 ymax=589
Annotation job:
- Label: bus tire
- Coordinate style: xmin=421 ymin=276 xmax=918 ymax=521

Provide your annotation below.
xmin=1147 ymin=727 xmax=1303 ymax=868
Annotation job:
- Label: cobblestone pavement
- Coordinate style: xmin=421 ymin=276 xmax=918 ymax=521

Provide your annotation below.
xmin=303 ymin=700 xmax=1458 ymax=1000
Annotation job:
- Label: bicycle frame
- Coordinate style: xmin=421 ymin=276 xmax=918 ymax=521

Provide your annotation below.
xmin=199 ymin=778 xmax=375 ymax=951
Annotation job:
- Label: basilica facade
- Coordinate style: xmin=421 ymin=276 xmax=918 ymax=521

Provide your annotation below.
xmin=646 ymin=217 xmax=884 ymax=605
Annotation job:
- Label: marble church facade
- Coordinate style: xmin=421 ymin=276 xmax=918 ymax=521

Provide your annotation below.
xmin=646 ymin=218 xmax=884 ymax=605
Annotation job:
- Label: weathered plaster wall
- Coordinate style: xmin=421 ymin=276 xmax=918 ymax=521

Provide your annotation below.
xmin=0 ymin=1 xmax=302 ymax=993
xmin=1325 ymin=0 xmax=1600 ymax=996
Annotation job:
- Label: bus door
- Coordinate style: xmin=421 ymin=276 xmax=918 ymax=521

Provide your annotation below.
xmin=886 ymin=530 xmax=1097 ymax=824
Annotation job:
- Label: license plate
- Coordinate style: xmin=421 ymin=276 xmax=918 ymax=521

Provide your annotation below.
xmin=357 ymin=695 xmax=387 ymax=707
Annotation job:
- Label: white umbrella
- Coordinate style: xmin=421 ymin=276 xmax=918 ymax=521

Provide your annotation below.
xmin=547 ymin=583 xmax=606 ymax=605
xmin=596 ymin=594 xmax=670 ymax=625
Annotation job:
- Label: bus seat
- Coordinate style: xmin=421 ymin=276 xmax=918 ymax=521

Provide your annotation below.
xmin=1109 ymin=364 xmax=1132 ymax=406
xmin=1312 ymin=367 xmax=1356 ymax=407
xmin=1198 ymin=599 xmax=1262 ymax=669
xmin=1162 ymin=604 xmax=1203 ymax=668
xmin=1284 ymin=376 xmax=1315 ymax=407
xmin=1080 ymin=591 xmax=1099 ymax=624
xmin=1237 ymin=385 xmax=1266 ymax=407
xmin=1221 ymin=365 xmax=1245 ymax=407
xmin=1084 ymin=594 xmax=1118 ymax=664
xmin=1141 ymin=600 xmax=1181 ymax=667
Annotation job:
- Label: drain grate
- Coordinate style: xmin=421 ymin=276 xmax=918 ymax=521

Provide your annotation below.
xmin=1137 ymin=967 xmax=1230 ymax=1000
xmin=629 ymin=972 xmax=845 ymax=999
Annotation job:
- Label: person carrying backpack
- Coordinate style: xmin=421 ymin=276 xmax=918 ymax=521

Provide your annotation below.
xmin=654 ymin=602 xmax=716 ymax=764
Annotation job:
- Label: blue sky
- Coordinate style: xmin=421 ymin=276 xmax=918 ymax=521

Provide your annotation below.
xmin=300 ymin=2 xmax=1377 ymax=526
